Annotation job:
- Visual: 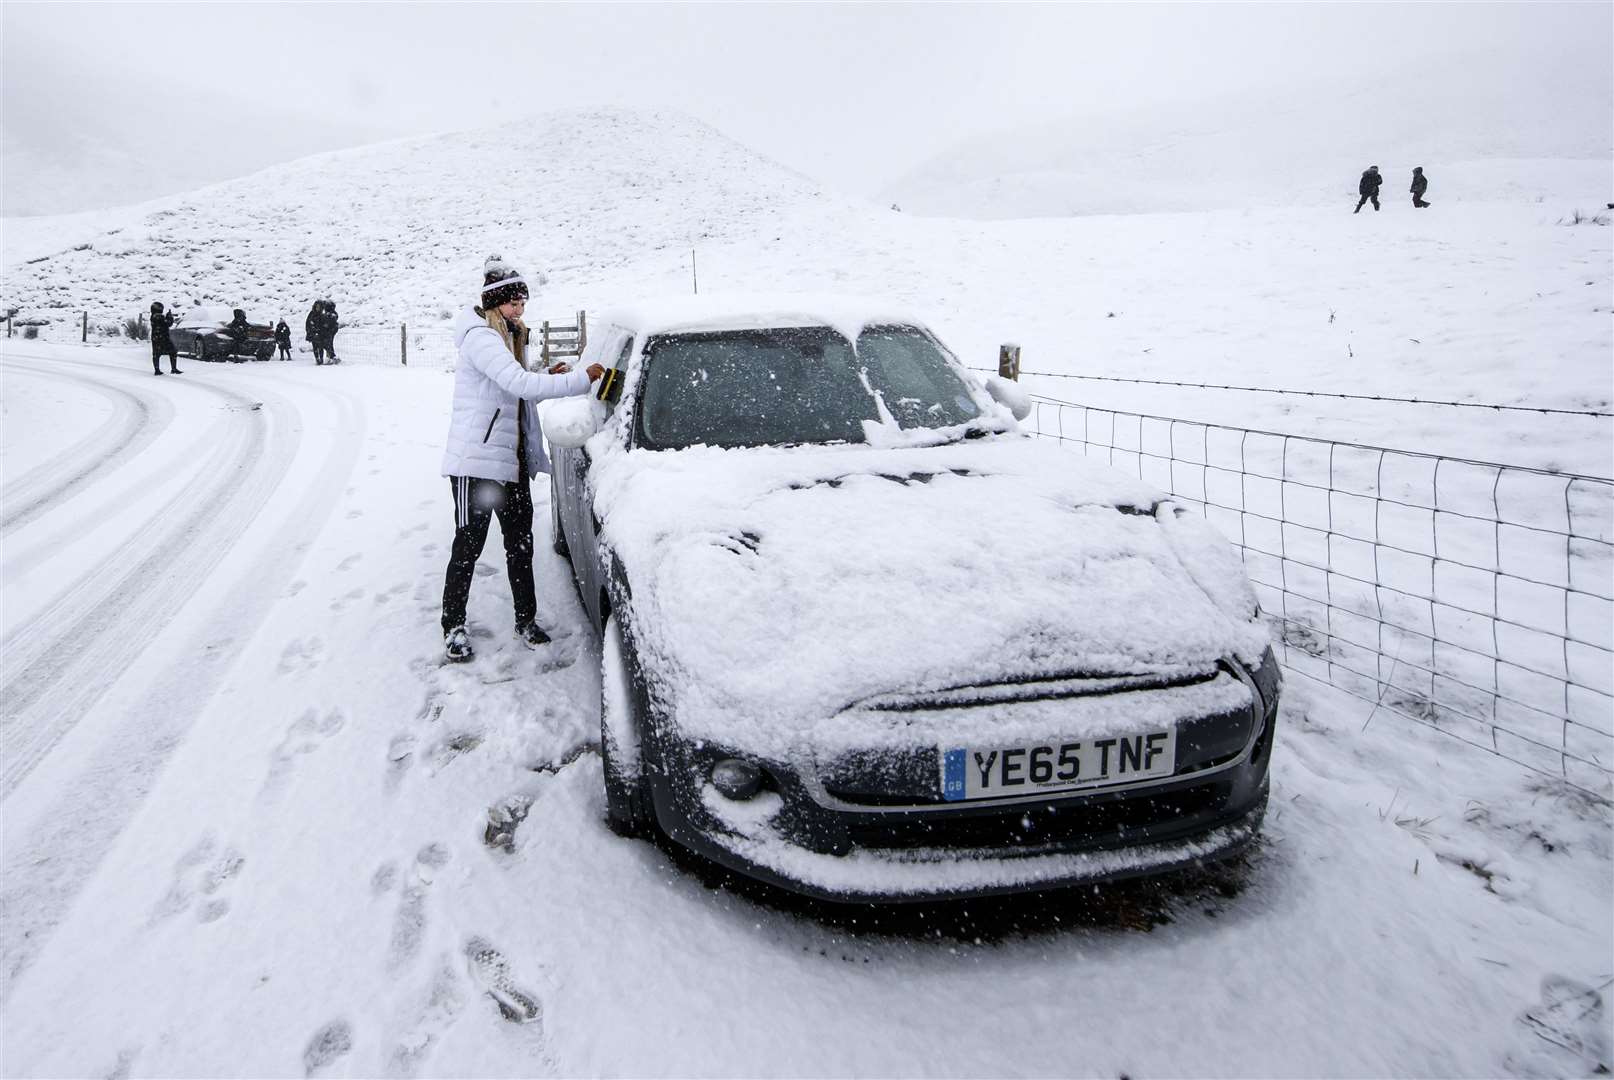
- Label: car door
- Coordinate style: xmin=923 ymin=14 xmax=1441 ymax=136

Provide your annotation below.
xmin=557 ymin=333 xmax=634 ymax=630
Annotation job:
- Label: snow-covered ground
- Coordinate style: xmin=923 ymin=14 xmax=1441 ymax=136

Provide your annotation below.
xmin=1 ymin=342 xmax=1609 ymax=1078
xmin=2 ymin=108 xmax=1611 ymax=1077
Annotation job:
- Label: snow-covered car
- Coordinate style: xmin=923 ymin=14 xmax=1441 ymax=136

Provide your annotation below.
xmin=546 ymin=295 xmax=1280 ymax=903
xmin=170 ymin=306 xmax=276 ymax=362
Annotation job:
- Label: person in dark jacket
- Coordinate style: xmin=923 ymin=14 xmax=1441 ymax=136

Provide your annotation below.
xmin=319 ymin=301 xmax=341 ymax=363
xmin=306 ymin=301 xmax=329 ymax=365
xmin=1411 ymin=167 xmax=1430 ymax=208
xmin=149 ymin=301 xmax=181 ymax=375
xmin=227 ymin=308 xmax=250 ymax=358
xmin=274 ymin=318 xmax=292 ymax=360
xmin=1354 ymin=166 xmax=1383 ymax=213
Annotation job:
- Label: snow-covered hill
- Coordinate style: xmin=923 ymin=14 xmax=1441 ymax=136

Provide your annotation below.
xmin=4 ymin=105 xmax=1610 ymax=475
xmin=884 ymin=48 xmax=1614 ymax=219
xmin=1 ymin=109 xmax=832 ymax=327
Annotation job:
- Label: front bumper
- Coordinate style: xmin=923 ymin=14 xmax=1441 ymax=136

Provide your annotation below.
xmin=650 ymin=655 xmax=1279 ymax=903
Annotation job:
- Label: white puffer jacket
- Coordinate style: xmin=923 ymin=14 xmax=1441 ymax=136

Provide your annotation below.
xmin=440 ymin=306 xmax=592 ymax=482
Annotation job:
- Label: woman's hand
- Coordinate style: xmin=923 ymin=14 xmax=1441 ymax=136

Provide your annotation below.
xmin=585 ymin=363 xmax=606 ymax=382
xmin=547 ymin=361 xmax=571 ymax=374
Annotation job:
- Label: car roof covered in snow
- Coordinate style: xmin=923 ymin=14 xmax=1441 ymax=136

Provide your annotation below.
xmin=174 ymin=305 xmax=239 ymax=329
xmin=599 ymin=293 xmax=930 ymax=344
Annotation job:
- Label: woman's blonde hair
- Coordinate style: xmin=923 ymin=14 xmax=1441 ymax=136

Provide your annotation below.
xmin=478 ymin=305 xmax=529 ymax=370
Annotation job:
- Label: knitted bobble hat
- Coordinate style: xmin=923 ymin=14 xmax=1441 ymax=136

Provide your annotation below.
xmin=480 ymin=254 xmax=529 ymax=309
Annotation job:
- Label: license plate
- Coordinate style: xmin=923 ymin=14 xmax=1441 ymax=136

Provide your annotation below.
xmin=940 ymin=729 xmax=1177 ymax=802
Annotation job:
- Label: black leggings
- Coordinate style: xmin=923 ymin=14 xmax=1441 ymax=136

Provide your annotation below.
xmin=441 ymin=475 xmax=535 ymax=634
xmin=152 ymin=340 xmax=178 ymax=372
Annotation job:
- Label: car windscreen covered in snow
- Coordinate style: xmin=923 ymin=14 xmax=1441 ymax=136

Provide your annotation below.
xmin=635 ymin=324 xmax=981 ymax=450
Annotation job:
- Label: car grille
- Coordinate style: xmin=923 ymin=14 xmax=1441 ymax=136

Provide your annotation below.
xmin=843 ymin=779 xmax=1227 ymax=852
xmin=819 ymin=668 xmax=1257 ymax=808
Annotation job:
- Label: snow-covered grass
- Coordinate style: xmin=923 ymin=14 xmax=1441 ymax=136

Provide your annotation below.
xmin=2 ymin=108 xmax=1611 ymax=1077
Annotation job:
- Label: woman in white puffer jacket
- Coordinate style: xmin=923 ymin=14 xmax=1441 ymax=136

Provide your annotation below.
xmin=439 ymin=255 xmax=603 ymax=662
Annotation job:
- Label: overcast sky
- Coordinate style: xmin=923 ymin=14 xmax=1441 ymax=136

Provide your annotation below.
xmin=3 ymin=1 xmax=1608 ymax=211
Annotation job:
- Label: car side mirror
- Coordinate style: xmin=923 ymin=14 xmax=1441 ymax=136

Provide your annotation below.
xmin=546 ymin=395 xmax=606 ymax=449
xmin=985 ymin=376 xmax=1032 ymax=421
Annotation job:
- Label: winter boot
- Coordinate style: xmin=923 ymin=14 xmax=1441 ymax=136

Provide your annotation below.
xmin=444 ymin=626 xmax=474 ymax=663
xmin=515 ymin=621 xmax=552 ymax=647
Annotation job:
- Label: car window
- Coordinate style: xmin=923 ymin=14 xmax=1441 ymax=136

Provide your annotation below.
xmin=856 ymin=328 xmax=980 ymax=430
xmin=635 ymin=324 xmax=981 ymax=450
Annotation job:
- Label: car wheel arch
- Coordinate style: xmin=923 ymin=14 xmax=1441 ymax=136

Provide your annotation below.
xmin=601 ymin=609 xmax=656 ymax=836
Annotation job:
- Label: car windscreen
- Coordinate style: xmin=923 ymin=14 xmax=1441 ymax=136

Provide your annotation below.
xmin=635 ymin=325 xmax=981 ymax=450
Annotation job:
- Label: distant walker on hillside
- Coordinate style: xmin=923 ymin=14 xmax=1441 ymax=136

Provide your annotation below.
xmin=1354 ymin=165 xmax=1383 ymax=213
xmin=1411 ymin=166 xmax=1430 ymax=208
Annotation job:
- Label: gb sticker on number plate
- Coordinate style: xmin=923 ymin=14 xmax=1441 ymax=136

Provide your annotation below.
xmin=941 ymin=728 xmax=1177 ymax=802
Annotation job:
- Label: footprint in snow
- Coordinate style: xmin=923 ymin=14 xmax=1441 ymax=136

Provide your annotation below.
xmin=284 ymin=579 xmax=308 ymax=598
xmin=427 ymin=731 xmax=484 ymax=772
xmin=263 ymin=707 xmax=347 ymax=796
xmin=336 ymin=553 xmax=363 ymax=572
xmin=388 ymin=964 xmax=467 ymax=1078
xmin=373 ymin=583 xmax=410 ymax=607
xmin=302 ymin=1019 xmax=353 ymax=1078
xmin=397 ymin=522 xmax=429 ymax=539
xmin=415 ymin=690 xmax=447 ymax=725
xmin=277 ymin=637 xmax=327 ymax=675
xmin=484 ymin=793 xmax=536 ymax=853
xmin=150 ymin=834 xmax=245 ymax=925
xmin=371 ymin=861 xmax=399 ymax=896
xmin=1505 ymin=974 xmax=1611 ymax=1077
xmin=465 ymin=937 xmax=542 ymax=1025
xmin=329 ymin=586 xmax=366 ymax=612
xmin=102 ymin=1047 xmax=138 ymax=1080
xmin=386 ymin=733 xmax=417 ymax=792
xmin=387 ymin=844 xmax=451 ymax=973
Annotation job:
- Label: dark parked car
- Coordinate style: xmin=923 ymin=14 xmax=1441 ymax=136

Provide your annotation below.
xmin=170 ymin=306 xmax=276 ymax=362
xmin=545 ymin=295 xmax=1279 ymax=903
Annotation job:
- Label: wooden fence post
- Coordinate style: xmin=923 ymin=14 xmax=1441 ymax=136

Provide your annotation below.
xmin=998 ymin=343 xmax=1021 ymax=381
xmin=82 ymin=311 xmax=88 ymax=343
xmin=577 ymin=311 xmax=587 ymax=354
xmin=5 ymin=315 xmax=11 ymax=338
xmin=400 ymin=323 xmax=408 ymax=366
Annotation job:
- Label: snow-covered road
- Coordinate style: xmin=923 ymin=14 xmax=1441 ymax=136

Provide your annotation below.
xmin=1 ymin=344 xmax=1609 ymax=1078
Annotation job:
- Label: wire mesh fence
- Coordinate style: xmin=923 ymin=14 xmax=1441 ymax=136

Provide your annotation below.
xmin=322 ymin=312 xmax=586 ymax=372
xmin=1024 ymin=393 xmax=1614 ymax=797
xmin=329 ymin=328 xmax=458 ymax=371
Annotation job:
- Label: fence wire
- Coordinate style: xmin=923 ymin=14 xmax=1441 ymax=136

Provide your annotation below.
xmin=1025 ymin=393 xmax=1614 ymax=797
xmin=330 ymin=328 xmax=458 ymax=371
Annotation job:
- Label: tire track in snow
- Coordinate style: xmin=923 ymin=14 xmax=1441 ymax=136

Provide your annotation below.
xmin=0 ymin=354 xmax=296 ymax=798
xmin=0 ymin=359 xmax=366 ymax=1001
xmin=0 ymin=354 xmax=175 ymax=535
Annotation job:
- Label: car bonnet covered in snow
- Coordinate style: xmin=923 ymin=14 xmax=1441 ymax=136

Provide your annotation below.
xmin=590 ymin=432 xmax=1271 ymax=762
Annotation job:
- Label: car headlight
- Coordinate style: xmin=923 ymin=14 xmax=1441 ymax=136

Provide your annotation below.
xmin=710 ymin=758 xmax=763 ymax=801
